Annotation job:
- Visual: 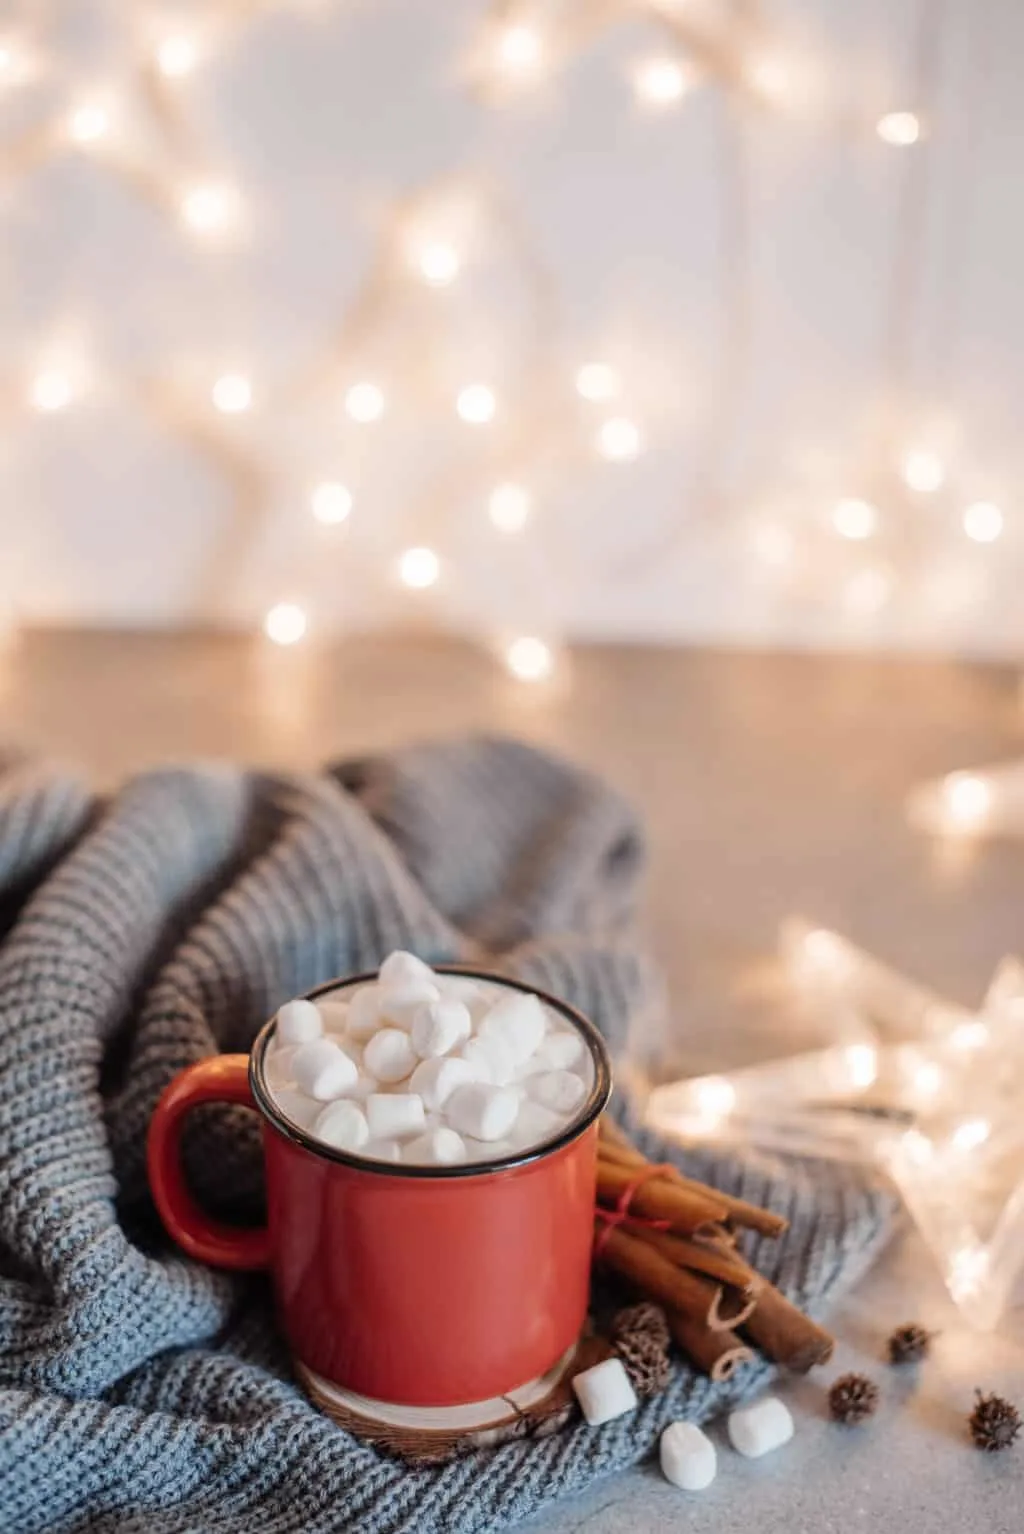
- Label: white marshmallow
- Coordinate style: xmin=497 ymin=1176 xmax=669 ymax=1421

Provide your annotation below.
xmin=659 ymin=1421 xmax=717 ymax=1491
xmin=272 ymin=1087 xmax=322 ymax=1131
xmin=460 ymin=1035 xmax=517 ymax=1086
xmin=365 ymin=1138 xmax=402 ymax=1162
xmin=291 ymin=1039 xmax=359 ymax=1101
xmin=409 ymin=1055 xmax=480 ymax=1110
xmin=275 ymin=998 xmax=323 ymax=1046
xmin=528 ymin=1069 xmax=587 ymax=1116
xmin=314 ymin=1100 xmax=369 ymax=1152
xmin=446 ymin=1083 xmax=519 ymax=1142
xmin=347 ymin=985 xmax=383 ymax=1041
xmin=478 ymin=992 xmax=546 ymax=1065
xmin=402 ymin=1126 xmax=467 ymax=1166
xmin=509 ymin=1098 xmax=563 ymax=1149
xmin=363 ymin=1027 xmax=417 ymax=1084
xmin=316 ymin=1000 xmax=350 ymax=1037
xmin=265 ymin=1044 xmax=296 ymax=1087
xmin=378 ymin=980 xmax=442 ymax=1031
xmin=379 ymin=950 xmax=437 ymax=990
xmin=726 ymin=1395 xmax=794 ymax=1459
xmin=571 ymin=1357 xmax=638 ymax=1426
xmin=533 ymin=1029 xmax=585 ymax=1073
xmin=411 ymin=998 xmax=472 ymax=1059
xmin=366 ymin=1092 xmax=426 ymax=1139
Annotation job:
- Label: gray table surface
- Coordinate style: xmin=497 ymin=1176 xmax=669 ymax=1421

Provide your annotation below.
xmin=4 ymin=632 xmax=1023 ymax=1529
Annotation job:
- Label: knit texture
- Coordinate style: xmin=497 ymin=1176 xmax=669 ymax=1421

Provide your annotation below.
xmin=0 ymin=738 xmax=895 ymax=1533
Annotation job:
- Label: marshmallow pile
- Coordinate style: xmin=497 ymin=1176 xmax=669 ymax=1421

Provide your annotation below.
xmin=264 ymin=951 xmax=594 ymax=1167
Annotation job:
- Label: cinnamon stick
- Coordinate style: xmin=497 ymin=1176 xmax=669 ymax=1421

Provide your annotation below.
xmin=595 ymin=1222 xmax=725 ymax=1325
xmin=629 ymin=1224 xmax=763 ymax=1296
xmin=666 ymin=1310 xmax=755 ymax=1382
xmin=741 ymin=1280 xmax=834 ymax=1372
xmin=707 ymin=1284 xmax=757 ymax=1332
xmin=596 ymin=1160 xmax=729 ymax=1235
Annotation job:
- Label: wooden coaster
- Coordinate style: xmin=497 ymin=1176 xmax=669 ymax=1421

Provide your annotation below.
xmin=296 ymin=1334 xmax=611 ymax=1464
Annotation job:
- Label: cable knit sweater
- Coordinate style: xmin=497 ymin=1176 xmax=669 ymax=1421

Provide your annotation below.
xmin=0 ymin=738 xmax=893 ymax=1533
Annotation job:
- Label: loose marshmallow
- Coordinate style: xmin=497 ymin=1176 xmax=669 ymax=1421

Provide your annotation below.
xmin=366 ymin=1093 xmax=426 ymax=1139
xmin=363 ymin=1027 xmax=417 ymax=1084
xmin=316 ymin=1000 xmax=350 ymax=1037
xmin=478 ymin=992 xmax=546 ymax=1065
xmin=572 ymin=1357 xmax=638 ymax=1426
xmin=527 ymin=1069 xmax=587 ymax=1116
xmin=409 ymin=1055 xmax=480 ymax=1110
xmin=411 ymin=998 xmax=472 ymax=1059
xmin=446 ymin=1083 xmax=519 ymax=1142
xmin=726 ymin=1395 xmax=794 ymax=1459
xmin=379 ymin=950 xmax=436 ymax=990
xmin=659 ymin=1421 xmax=717 ymax=1491
xmin=460 ymin=1035 xmax=517 ymax=1086
xmin=292 ymin=1039 xmax=359 ymax=1101
xmin=347 ymin=985 xmax=383 ymax=1041
xmin=275 ymin=998 xmax=323 ymax=1046
xmin=314 ymin=1100 xmax=369 ymax=1152
xmin=402 ymin=1126 xmax=467 ymax=1166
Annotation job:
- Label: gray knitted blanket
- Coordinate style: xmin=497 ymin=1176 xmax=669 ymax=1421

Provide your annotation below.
xmin=0 ymin=738 xmax=894 ymax=1533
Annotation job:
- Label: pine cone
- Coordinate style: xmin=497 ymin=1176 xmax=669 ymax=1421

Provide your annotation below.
xmin=969 ymin=1391 xmax=1021 ymax=1453
xmin=887 ymin=1323 xmax=933 ymax=1365
xmin=611 ymin=1302 xmax=671 ymax=1399
xmin=828 ymin=1372 xmax=879 ymax=1424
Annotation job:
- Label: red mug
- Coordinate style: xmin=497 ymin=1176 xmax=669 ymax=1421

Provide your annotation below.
xmin=148 ymin=967 xmax=612 ymax=1411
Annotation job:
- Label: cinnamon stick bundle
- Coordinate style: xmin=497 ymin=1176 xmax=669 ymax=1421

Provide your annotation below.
xmin=665 ymin=1310 xmax=755 ymax=1383
xmin=596 ymin=1160 xmax=728 ymax=1236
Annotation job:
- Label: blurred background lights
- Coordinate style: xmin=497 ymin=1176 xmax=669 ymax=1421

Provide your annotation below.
xmin=456 ymin=383 xmax=496 ymax=423
xmin=962 ymin=501 xmax=1003 ymax=543
xmin=901 ymin=449 xmax=945 ymax=493
xmin=575 ymin=363 xmax=619 ymax=402
xmin=211 ymin=373 xmax=252 ymax=413
xmin=633 ymin=56 xmax=690 ymax=107
xmin=415 ymin=241 xmax=460 ymax=286
xmin=496 ymin=24 xmax=543 ymax=73
xmin=597 ymin=416 xmax=641 ymax=461
xmin=505 ymin=635 xmax=554 ymax=681
xmin=310 ymin=482 xmax=352 ymax=525
xmin=345 ymin=382 xmax=385 ymax=422
xmin=156 ymin=34 xmax=199 ymax=77
xmin=29 ymin=370 xmax=74 ymax=413
xmin=832 ymin=497 xmax=877 ymax=540
xmin=263 ymin=602 xmax=307 ymax=645
xmin=67 ymin=102 xmax=110 ymax=144
xmin=488 ymin=482 xmax=531 ymax=533
xmin=941 ymin=771 xmax=992 ymax=829
xmin=951 ymin=1117 xmax=990 ymax=1153
xmin=398 ymin=546 xmax=440 ymax=588
xmin=877 ymin=111 xmax=921 ymax=145
xmin=180 ymin=183 xmax=236 ymax=234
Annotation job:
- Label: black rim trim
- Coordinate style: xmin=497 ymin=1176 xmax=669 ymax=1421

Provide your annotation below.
xmin=249 ymin=964 xmax=612 ymax=1179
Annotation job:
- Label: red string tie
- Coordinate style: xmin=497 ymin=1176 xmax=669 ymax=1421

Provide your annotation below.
xmin=593 ymin=1162 xmax=677 ymax=1258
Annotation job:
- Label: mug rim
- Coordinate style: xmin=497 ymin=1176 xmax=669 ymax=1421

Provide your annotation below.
xmin=249 ymin=964 xmax=613 ymax=1180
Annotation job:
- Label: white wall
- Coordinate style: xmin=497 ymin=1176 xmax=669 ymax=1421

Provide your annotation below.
xmin=4 ymin=0 xmax=1024 ymax=655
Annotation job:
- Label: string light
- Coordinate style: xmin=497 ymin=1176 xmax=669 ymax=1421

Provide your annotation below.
xmin=843 ymin=1042 xmax=878 ymax=1089
xmin=398 ymin=546 xmax=440 ymax=588
xmin=950 ymin=1019 xmax=989 ymax=1051
xmin=505 ymin=635 xmax=553 ymax=681
xmin=596 ymin=417 xmax=642 ymax=461
xmin=693 ymin=1076 xmax=737 ymax=1121
xmin=66 ymin=102 xmax=111 ymax=146
xmin=180 ymin=183 xmax=237 ymax=235
xmin=456 ymin=384 xmax=496 ymax=424
xmin=831 ymin=497 xmax=877 ymax=540
xmin=901 ymin=449 xmax=945 ymax=493
xmin=414 ymin=241 xmax=460 ymax=287
xmin=156 ymin=34 xmax=199 ymax=78
xmin=495 ymin=24 xmax=544 ymax=76
xmin=632 ymin=57 xmax=691 ymax=108
xmin=263 ymin=602 xmax=307 ymax=645
xmin=963 ymin=501 xmax=1003 ymax=543
xmin=951 ymin=1117 xmax=990 ymax=1153
xmin=912 ymin=1060 xmax=943 ymax=1099
xmin=488 ymin=482 xmax=531 ymax=533
xmin=575 ymin=363 xmax=619 ymax=402
xmin=0 ymin=39 xmax=30 ymax=86
xmin=939 ymin=771 xmax=992 ymax=830
xmin=211 ymin=373 xmax=252 ymax=414
xmin=345 ymin=382 xmax=386 ymax=422
xmin=29 ymin=370 xmax=74 ymax=413
xmin=310 ymin=482 xmax=352 ymax=525
xmin=877 ymin=111 xmax=921 ymax=146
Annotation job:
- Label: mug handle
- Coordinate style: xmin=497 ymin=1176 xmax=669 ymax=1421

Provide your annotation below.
xmin=147 ymin=1055 xmax=273 ymax=1271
